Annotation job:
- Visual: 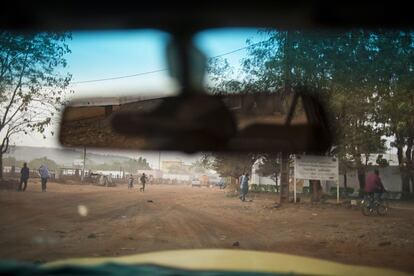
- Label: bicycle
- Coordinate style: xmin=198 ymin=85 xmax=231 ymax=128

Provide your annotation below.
xmin=361 ymin=192 xmax=389 ymax=216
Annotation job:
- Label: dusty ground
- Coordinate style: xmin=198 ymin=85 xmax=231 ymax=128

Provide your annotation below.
xmin=0 ymin=180 xmax=413 ymax=273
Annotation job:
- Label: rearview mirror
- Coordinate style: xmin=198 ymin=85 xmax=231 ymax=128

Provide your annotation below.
xmin=58 ymin=90 xmax=332 ymax=153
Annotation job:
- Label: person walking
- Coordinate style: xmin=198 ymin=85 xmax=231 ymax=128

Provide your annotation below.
xmin=18 ymin=162 xmax=30 ymax=191
xmin=239 ymin=172 xmax=249 ymax=202
xmin=38 ymin=165 xmax=50 ymax=192
xmin=218 ymin=178 xmax=225 ymax=189
xmin=128 ymin=174 xmax=134 ymax=189
xmin=139 ymin=173 xmax=148 ymax=192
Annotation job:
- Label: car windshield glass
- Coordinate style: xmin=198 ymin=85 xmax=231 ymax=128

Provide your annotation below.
xmin=0 ymin=28 xmax=414 ymax=274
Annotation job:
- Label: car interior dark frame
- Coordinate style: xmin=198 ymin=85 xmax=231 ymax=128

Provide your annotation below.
xmin=1 ymin=1 xmax=413 ymax=275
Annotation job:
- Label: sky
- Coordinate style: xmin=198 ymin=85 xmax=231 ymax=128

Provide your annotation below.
xmin=11 ymin=28 xmax=264 ymax=165
xmin=66 ymin=28 xmax=264 ymax=97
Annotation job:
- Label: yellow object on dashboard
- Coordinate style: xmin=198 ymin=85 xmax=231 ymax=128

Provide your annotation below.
xmin=46 ymin=249 xmax=407 ymax=276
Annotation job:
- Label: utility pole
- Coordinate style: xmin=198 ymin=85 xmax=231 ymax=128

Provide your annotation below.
xmin=81 ymin=147 xmax=86 ymax=183
xmin=158 ymin=151 xmax=161 ymax=170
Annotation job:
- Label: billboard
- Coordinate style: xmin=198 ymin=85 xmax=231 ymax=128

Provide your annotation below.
xmin=295 ymin=155 xmax=338 ymax=181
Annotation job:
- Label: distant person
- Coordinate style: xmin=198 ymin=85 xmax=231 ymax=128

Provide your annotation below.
xmin=38 ymin=165 xmax=50 ymax=192
xmin=239 ymin=173 xmax=249 ymax=202
xmin=18 ymin=163 xmax=30 ymax=191
xmin=365 ymin=169 xmax=386 ymax=197
xmin=218 ymin=178 xmax=225 ymax=189
xmin=140 ymin=173 xmax=148 ymax=192
xmin=108 ymin=173 xmax=113 ymax=186
xmin=128 ymin=174 xmax=134 ymax=189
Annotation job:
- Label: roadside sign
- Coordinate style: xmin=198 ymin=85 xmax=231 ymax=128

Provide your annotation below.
xmin=295 ymin=155 xmax=338 ymax=181
xmin=294 ymin=155 xmax=339 ymax=204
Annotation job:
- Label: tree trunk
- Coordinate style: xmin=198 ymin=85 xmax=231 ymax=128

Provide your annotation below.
xmin=411 ymin=148 xmax=414 ymax=194
xmin=357 ymin=168 xmax=365 ymax=197
xmin=401 ymin=174 xmax=411 ymax=197
xmin=229 ymin=176 xmax=239 ymax=192
xmin=311 ymin=180 xmax=322 ymax=202
xmin=397 ymin=146 xmax=403 ymax=164
xmin=343 ymin=171 xmax=348 ymax=197
xmin=401 ymin=146 xmax=411 ymax=199
xmin=410 ymin=175 xmax=414 ymax=194
xmin=396 ymin=145 xmax=411 ymax=199
xmin=273 ymin=173 xmax=279 ymax=192
xmin=404 ymin=138 xmax=413 ymax=197
xmin=0 ymin=152 xmax=3 ymax=179
xmin=279 ymin=152 xmax=289 ymax=203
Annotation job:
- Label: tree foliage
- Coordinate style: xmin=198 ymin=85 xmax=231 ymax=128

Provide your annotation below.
xmin=202 ymin=152 xmax=259 ymax=179
xmin=28 ymin=157 xmax=59 ymax=171
xmin=89 ymin=157 xmax=151 ymax=173
xmin=372 ymin=31 xmax=414 ymax=195
xmin=207 ymin=29 xmax=414 ymax=195
xmin=0 ymin=32 xmax=72 ymax=177
xmin=2 ymin=156 xmax=24 ymax=167
xmin=256 ymin=153 xmax=281 ymax=185
xmin=190 ymin=159 xmax=208 ymax=174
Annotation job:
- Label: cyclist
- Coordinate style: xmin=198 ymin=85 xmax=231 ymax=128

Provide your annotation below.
xmin=364 ymin=169 xmax=386 ymax=205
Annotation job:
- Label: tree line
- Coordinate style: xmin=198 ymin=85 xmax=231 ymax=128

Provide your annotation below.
xmin=1 ymin=30 xmax=413 ymax=197
xmin=3 ymin=156 xmax=151 ymax=173
xmin=206 ymin=29 xmax=414 ymax=198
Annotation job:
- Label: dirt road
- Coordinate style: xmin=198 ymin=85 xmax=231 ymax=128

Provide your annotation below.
xmin=0 ymin=181 xmax=413 ymax=273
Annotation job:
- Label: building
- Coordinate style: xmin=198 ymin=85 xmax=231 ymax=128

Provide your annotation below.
xmin=72 ymin=159 xmax=84 ymax=167
xmin=162 ymin=173 xmax=191 ymax=182
xmin=161 ymin=160 xmax=184 ymax=171
xmin=161 ymin=160 xmax=190 ymax=174
xmin=136 ymin=169 xmax=162 ymax=179
xmin=96 ymin=170 xmax=128 ymax=178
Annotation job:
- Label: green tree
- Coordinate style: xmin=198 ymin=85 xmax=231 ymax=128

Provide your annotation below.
xmin=202 ymin=152 xmax=259 ymax=180
xmin=136 ymin=157 xmax=151 ymax=170
xmin=190 ymin=159 xmax=207 ymax=174
xmin=373 ymin=31 xmax=414 ymax=197
xmin=256 ymin=153 xmax=281 ymax=185
xmin=90 ymin=157 xmax=151 ymax=173
xmin=28 ymin=157 xmax=60 ymax=171
xmin=0 ymin=32 xmax=72 ymax=178
xmin=321 ymin=31 xmax=388 ymax=193
xmin=207 ymin=29 xmax=390 ymax=195
xmin=2 ymin=156 xmax=24 ymax=167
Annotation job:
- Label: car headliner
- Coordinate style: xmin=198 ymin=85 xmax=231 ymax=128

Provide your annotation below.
xmin=1 ymin=1 xmax=413 ymax=32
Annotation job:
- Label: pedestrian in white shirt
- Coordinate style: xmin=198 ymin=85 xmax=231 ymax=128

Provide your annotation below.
xmin=38 ymin=165 xmax=50 ymax=192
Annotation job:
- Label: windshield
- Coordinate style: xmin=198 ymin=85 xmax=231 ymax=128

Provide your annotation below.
xmin=0 ymin=28 xmax=413 ymax=274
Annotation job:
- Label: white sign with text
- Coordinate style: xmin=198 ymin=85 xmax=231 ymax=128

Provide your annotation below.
xmin=295 ymin=155 xmax=338 ymax=181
